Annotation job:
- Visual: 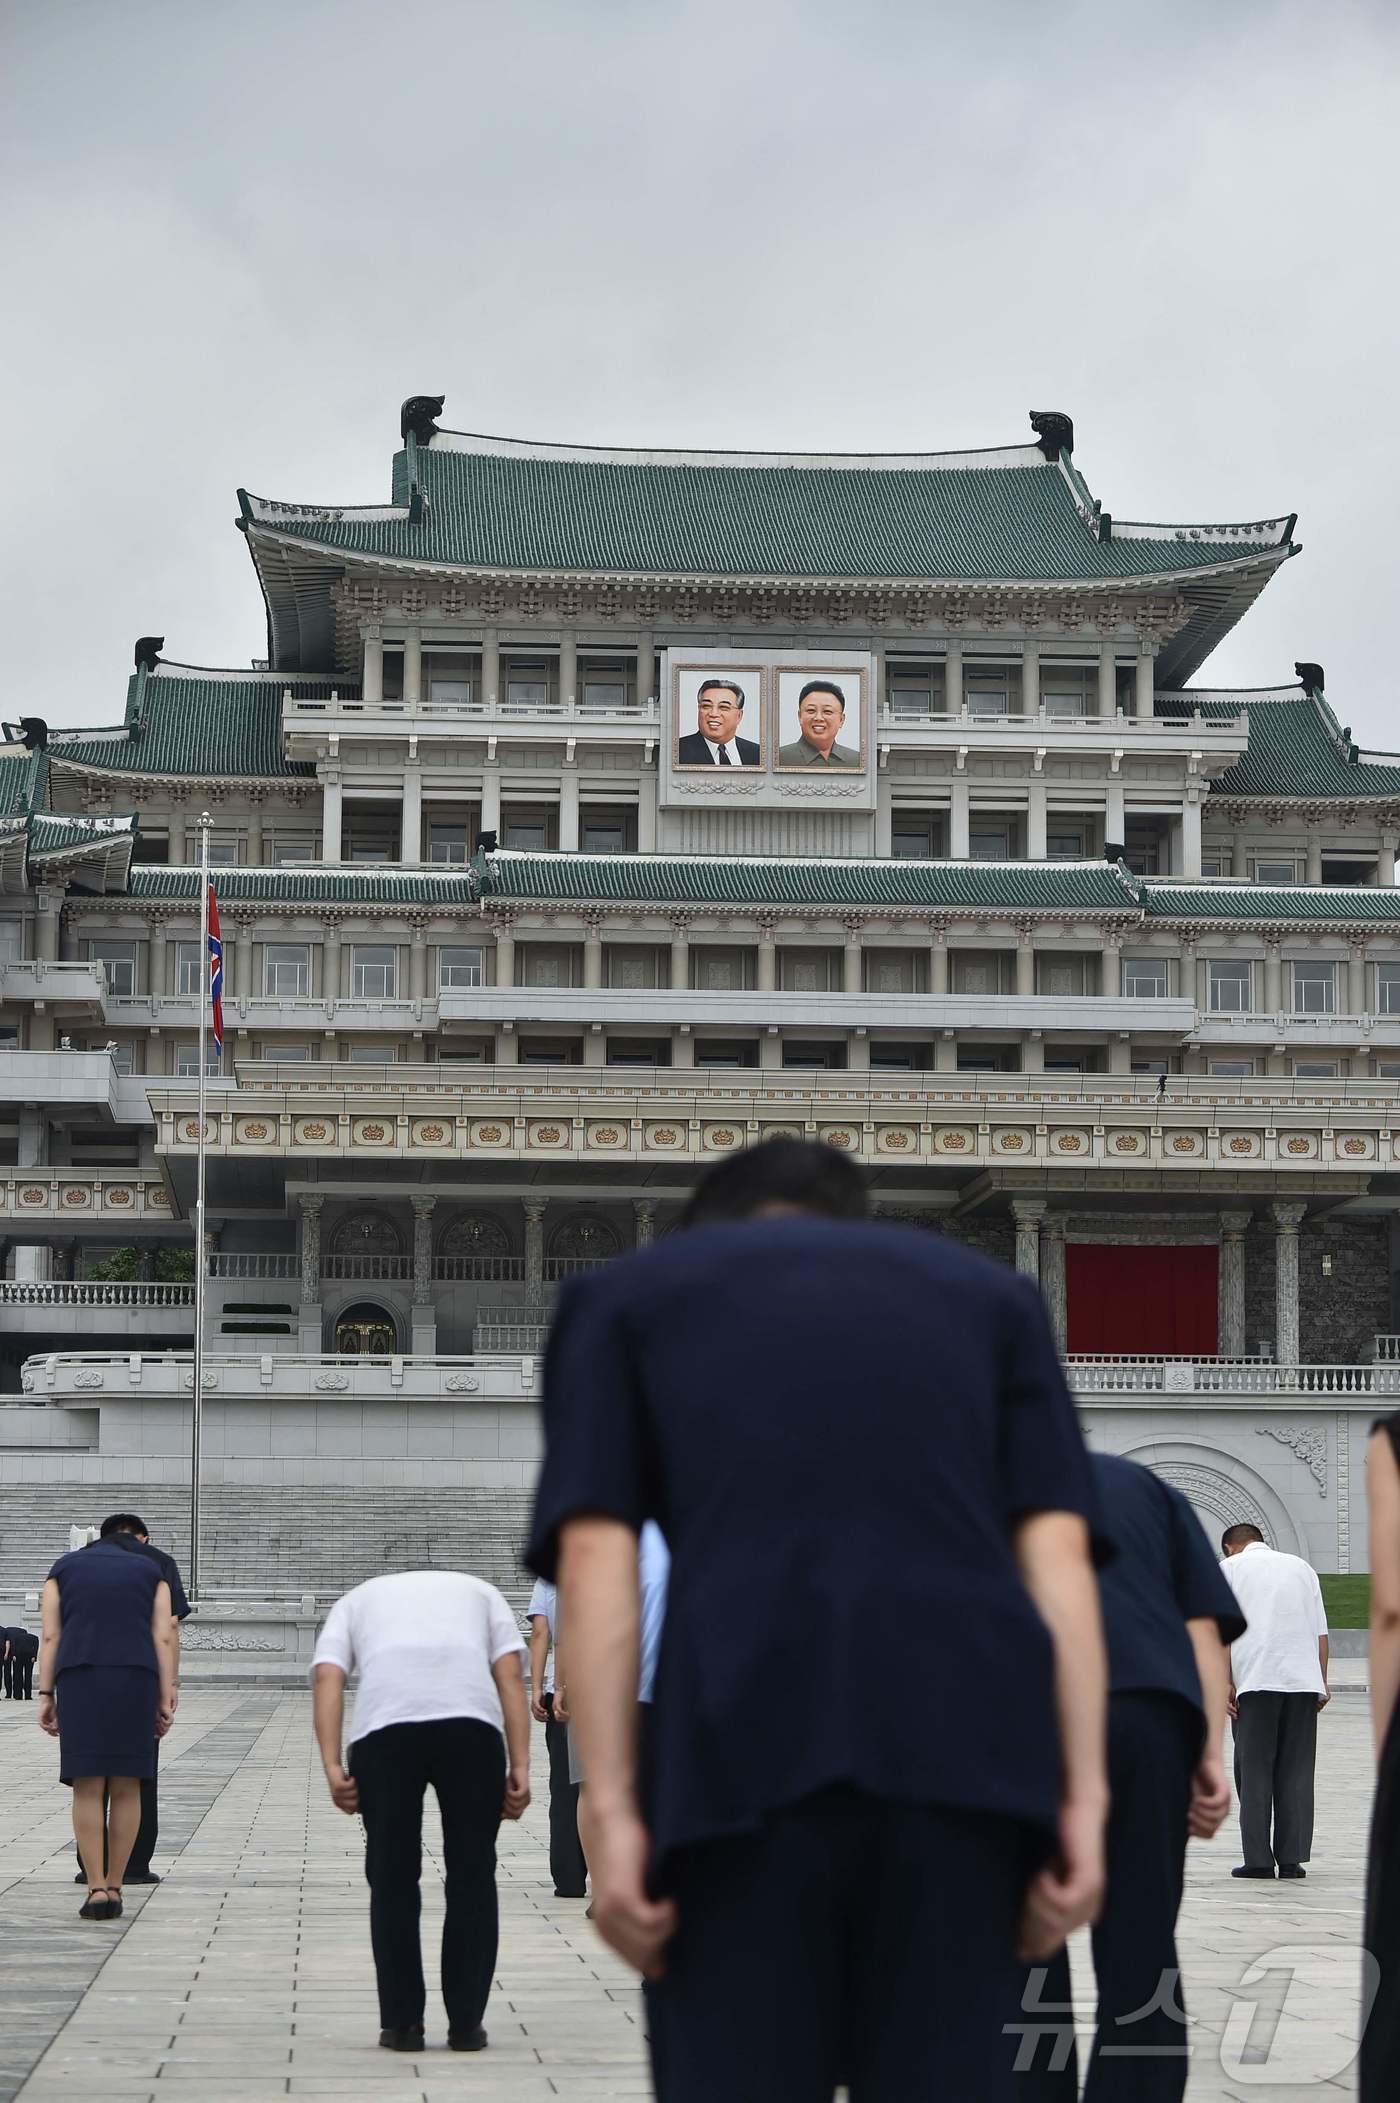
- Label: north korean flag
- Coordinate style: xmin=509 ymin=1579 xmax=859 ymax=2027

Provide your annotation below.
xmin=207 ymin=884 xmax=224 ymax=1055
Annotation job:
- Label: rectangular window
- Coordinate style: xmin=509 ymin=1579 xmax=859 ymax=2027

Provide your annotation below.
xmin=347 ymin=1042 xmax=398 ymax=1062
xmin=1208 ymin=958 xmax=1253 ymax=1013
xmin=783 ymin=1042 xmax=846 ymax=1070
xmin=1294 ymin=1060 xmax=1339 ymax=1078
xmin=350 ymin=945 xmax=397 ymax=999
xmin=435 ymin=1042 xmax=489 ymax=1063
xmin=1131 ymin=1057 xmax=1171 ymax=1076
xmin=969 ymin=825 xmax=1011 ymax=860
xmin=175 ymin=940 xmax=202 ymax=995
xmin=1047 ymin=828 xmax=1087 ymax=859
xmin=1200 ymin=852 xmax=1230 ymax=877
xmin=1377 ymin=963 xmax=1400 ymax=1016
xmin=582 ymin=665 xmax=628 ymax=711
xmin=1124 ymin=956 xmax=1170 ymax=998
xmin=267 ymin=831 xmax=317 ymax=862
xmin=865 ymin=951 xmax=916 ymax=995
xmin=891 ymin=823 xmax=936 ymax=859
xmin=694 ymin=1039 xmax=758 ymax=1067
xmin=200 ymin=829 xmax=244 ymax=865
xmin=778 ymin=949 xmax=839 ymax=994
xmin=131 ymin=832 xmax=169 ymax=865
xmin=581 ymin=822 xmax=626 ymax=855
xmin=607 ymin=1038 xmax=671 ymax=1066
xmin=438 ymin=947 xmax=484 ymax=990
xmin=1293 ymin=960 xmax=1337 ymax=1015
xmin=519 ymin=1039 xmax=579 ymax=1066
xmin=1252 ymin=857 xmax=1302 ymax=885
xmin=264 ymin=944 xmax=310 ymax=998
xmin=520 ymin=944 xmax=577 ymax=989
xmin=965 ymin=670 xmax=1010 ymax=716
xmin=606 ymin=946 xmax=662 ymax=990
xmin=691 ymin=947 xmax=753 ymax=992
xmin=344 ymin=817 xmax=399 ymax=863
xmin=951 ymin=950 xmax=1013 ymax=997
xmin=1209 ymin=1059 xmax=1256 ymax=1076
xmin=1041 ymin=668 xmax=1093 ymax=717
xmin=505 ymin=664 xmax=549 ymax=710
xmin=427 ymin=823 xmax=471 ymax=864
xmin=261 ymin=1041 xmax=314 ymax=1060
xmin=886 ymin=669 xmax=940 ymax=716
xmin=503 ymin=820 xmax=548 ymax=851
xmin=91 ymin=940 xmax=138 ymax=996
xmin=870 ymin=1041 xmax=931 ymax=1070
xmin=1036 ymin=954 xmax=1089 ymax=998
xmin=102 ymin=1039 xmax=136 ymax=1075
xmin=174 ymin=1040 xmax=221 ymax=1077
xmin=1377 ymin=1060 xmax=1400 ymax=1078
xmin=429 ymin=678 xmax=473 ymax=706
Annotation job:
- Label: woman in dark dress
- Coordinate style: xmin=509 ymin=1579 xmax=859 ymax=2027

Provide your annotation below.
xmin=1364 ymin=1413 xmax=1400 ymax=2095
xmin=37 ymin=1536 xmax=177 ymax=1920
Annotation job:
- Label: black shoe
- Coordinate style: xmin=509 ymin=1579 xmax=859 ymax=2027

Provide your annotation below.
xmin=126 ymin=1870 xmax=161 ymax=1884
xmin=553 ymin=1887 xmax=587 ymax=1899
xmin=1232 ymin=1865 xmax=1276 ymax=1879
xmin=448 ymin=2027 xmax=488 ymax=2052
xmin=378 ymin=2026 xmax=425 ymax=2052
xmin=1278 ymin=1864 xmax=1307 ymax=1878
xmin=75 ymin=1870 xmax=89 ymax=1884
xmin=78 ymin=1890 xmax=113 ymax=1920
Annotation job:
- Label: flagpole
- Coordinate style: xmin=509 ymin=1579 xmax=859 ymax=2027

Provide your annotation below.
xmin=191 ymin=812 xmax=211 ymax=1603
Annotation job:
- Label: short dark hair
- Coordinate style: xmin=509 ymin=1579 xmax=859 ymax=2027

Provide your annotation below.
xmin=99 ymin=1513 xmax=149 ymax=1540
xmin=1221 ymin=1522 xmax=1265 ymax=1552
xmin=797 ymin=679 xmax=845 ymax=713
xmin=697 ymin=678 xmax=745 ymax=710
xmin=679 ymin=1137 xmax=868 ymax=1230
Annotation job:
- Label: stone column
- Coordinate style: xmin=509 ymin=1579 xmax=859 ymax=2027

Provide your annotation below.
xmin=1027 ymin=776 xmax=1048 ymax=860
xmin=299 ymin=1194 xmax=323 ymax=1350
xmin=1016 ymin=934 xmax=1035 ymax=997
xmin=1181 ymin=791 xmax=1203 ymax=878
xmin=1101 ymin=933 xmax=1124 ymax=996
xmin=480 ymin=630 xmax=500 ymax=711
xmin=638 ymin=767 xmax=658 ymax=852
xmin=1022 ymin=644 xmax=1040 ymax=715
xmin=402 ymin=761 xmax=422 ymax=862
xmin=1350 ymin=944 xmax=1368 ymax=1016
xmin=362 ymin=624 xmax=384 ymax=705
xmin=149 ymin=922 xmax=169 ymax=999
xmin=929 ymin=925 xmax=949 ymax=995
xmin=480 ymin=762 xmax=501 ymax=836
xmin=670 ymin=918 xmax=690 ymax=990
xmin=320 ymin=767 xmax=343 ymax=859
xmin=950 ymin=778 xmax=970 ymax=859
xmin=847 ymin=1033 xmax=869 ymax=1071
xmin=559 ymin=766 xmax=580 ymax=852
xmin=757 ymin=925 xmax=777 ymax=994
xmin=1381 ymin=833 xmax=1398 ymax=887
xmin=1135 ymin=648 xmax=1156 ymax=720
xmin=59 ymin=910 xmax=78 ymax=962
xmin=1041 ymin=1217 xmax=1067 ymax=1352
xmin=671 ymin=1028 xmax=694 ymax=1067
xmin=1022 ymin=1034 xmax=1044 ymax=1073
xmin=760 ymin=1030 xmax=782 ymax=1070
xmin=321 ymin=919 xmax=342 ymax=1004
xmin=232 ymin=918 xmax=253 ymax=1004
xmin=411 ymin=1195 xmax=436 ymax=1352
xmin=842 ymin=919 xmax=863 ymax=996
xmin=1218 ymin=1210 xmax=1252 ymax=1357
xmin=635 ymin=633 xmax=655 ymax=707
xmin=1104 ymin=779 xmax=1125 ymax=850
xmin=1305 ymin=833 xmax=1323 ymax=886
xmin=633 ymin=1199 xmax=656 ymax=1248
xmin=1263 ymin=939 xmax=1283 ymax=1016
xmin=1011 ymin=1200 xmax=1045 ymax=1282
xmin=246 ymin=806 xmax=264 ymax=865
xmin=559 ymin=633 xmax=577 ymax=712
xmin=403 ymin=627 xmax=422 ymax=708
xmin=493 ymin=924 xmax=515 ymax=989
xmin=409 ymin=927 xmax=428 ymax=1001
xmin=583 ymin=913 xmax=604 ymax=991
xmin=1097 ymin=647 xmax=1117 ymax=717
xmin=944 ymin=640 xmax=963 ymax=715
xmin=495 ymin=1027 xmax=517 ymax=1064
xmin=52 ymin=1240 xmax=76 ymax=1282
xmin=524 ymin=1201 xmax=547 ymax=1309
xmin=35 ymin=888 xmax=63 ymax=962
xmin=1271 ymin=1201 xmax=1307 ymax=1366
xmin=934 ymin=1034 xmax=957 ymax=1071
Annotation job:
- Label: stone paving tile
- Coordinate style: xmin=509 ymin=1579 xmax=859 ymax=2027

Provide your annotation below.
xmin=0 ymin=1685 xmax=1379 ymax=2099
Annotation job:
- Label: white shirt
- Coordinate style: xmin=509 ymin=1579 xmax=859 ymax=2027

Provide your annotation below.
xmin=527 ymin=1576 xmax=556 ymax=1694
xmin=705 ymin=736 xmax=747 ymax=765
xmin=311 ymin=1570 xmax=525 ymax=1745
xmin=1221 ymin=1543 xmax=1328 ymax=1696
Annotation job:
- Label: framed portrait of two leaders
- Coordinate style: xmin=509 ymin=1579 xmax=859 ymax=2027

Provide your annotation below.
xmin=668 ymin=652 xmax=870 ymax=778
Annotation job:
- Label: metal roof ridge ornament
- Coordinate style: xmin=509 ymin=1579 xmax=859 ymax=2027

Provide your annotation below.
xmin=1029 ymin=411 xmax=1074 ymax=462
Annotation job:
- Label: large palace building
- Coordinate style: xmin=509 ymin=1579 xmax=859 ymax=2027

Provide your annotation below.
xmin=2 ymin=399 xmax=1398 ymax=1623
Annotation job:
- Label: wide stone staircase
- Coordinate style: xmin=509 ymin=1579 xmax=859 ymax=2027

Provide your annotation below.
xmin=0 ymin=1485 xmax=537 ymax=1615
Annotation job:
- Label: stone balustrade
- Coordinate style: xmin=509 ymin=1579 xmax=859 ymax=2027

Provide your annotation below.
xmin=0 ymin=1280 xmax=193 ymax=1308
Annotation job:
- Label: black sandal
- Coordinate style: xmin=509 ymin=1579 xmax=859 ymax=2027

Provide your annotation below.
xmin=79 ymin=1888 xmax=111 ymax=1920
xmin=105 ymin=1887 xmax=124 ymax=1920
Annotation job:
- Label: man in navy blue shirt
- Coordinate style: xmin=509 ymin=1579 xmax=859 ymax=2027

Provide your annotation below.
xmin=71 ymin=1514 xmax=191 ymax=1886
xmin=528 ymin=1138 xmax=1110 ymax=2102
xmin=1024 ymin=1453 xmax=1245 ymax=2101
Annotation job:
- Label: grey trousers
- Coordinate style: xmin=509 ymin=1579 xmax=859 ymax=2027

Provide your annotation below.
xmin=1233 ymin=1691 xmax=1318 ymax=1869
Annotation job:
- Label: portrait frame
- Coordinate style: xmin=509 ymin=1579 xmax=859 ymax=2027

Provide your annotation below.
xmin=670 ymin=661 xmax=767 ymax=771
xmin=773 ymin=664 xmax=868 ymax=772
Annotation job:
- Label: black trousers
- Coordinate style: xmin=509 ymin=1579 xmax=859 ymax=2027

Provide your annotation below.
xmin=543 ymin=1693 xmax=587 ymax=1895
xmin=349 ymin=1718 xmax=505 ymax=2036
xmin=1233 ymin=1690 xmax=1318 ymax=1869
xmin=6 ymin=1651 xmax=35 ymax=1698
xmin=645 ymin=1787 xmax=1034 ymax=2102
xmin=1027 ymin=1692 xmax=1202 ymax=2103
xmin=75 ymin=1743 xmax=159 ymax=1876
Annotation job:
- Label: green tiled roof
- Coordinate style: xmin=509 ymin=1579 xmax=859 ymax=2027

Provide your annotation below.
xmin=29 ymin=813 xmax=136 ymax=858
xmin=483 ymin=851 xmax=1140 ymax=911
xmin=1160 ymin=688 xmax=1400 ymax=800
xmin=1147 ymin=882 xmax=1400 ymax=922
xmin=47 ymin=665 xmax=324 ymax=780
xmin=130 ymin=866 xmax=486 ymax=905
xmin=0 ymin=744 xmax=47 ymax=817
xmin=243 ymin=435 xmax=1292 ymax=586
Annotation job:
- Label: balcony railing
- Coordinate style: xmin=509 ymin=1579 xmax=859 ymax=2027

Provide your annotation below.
xmin=321 ymin=1254 xmax=411 ymax=1280
xmin=434 ymin=1255 xmax=526 ymax=1282
xmin=1066 ymin=1355 xmax=1400 ymax=1396
xmin=1377 ymin=1337 xmax=1400 ymax=1363
xmin=209 ymin=1253 xmax=298 ymax=1279
xmin=0 ymin=1280 xmax=194 ymax=1308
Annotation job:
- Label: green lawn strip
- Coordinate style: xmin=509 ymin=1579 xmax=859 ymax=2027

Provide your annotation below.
xmin=1319 ymin=1574 xmax=1371 ymax=1629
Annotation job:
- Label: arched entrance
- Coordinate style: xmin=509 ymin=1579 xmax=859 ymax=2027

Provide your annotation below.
xmin=333 ymin=1301 xmax=398 ymax=1355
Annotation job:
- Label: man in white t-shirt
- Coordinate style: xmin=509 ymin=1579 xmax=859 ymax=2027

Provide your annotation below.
xmin=527 ymin=1574 xmax=587 ymax=1898
xmin=1220 ymin=1525 xmax=1330 ymax=1880
xmin=311 ymin=1570 xmax=531 ymax=2054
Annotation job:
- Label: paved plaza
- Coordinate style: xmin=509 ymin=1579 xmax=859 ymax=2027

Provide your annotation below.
xmin=0 ymin=1681 xmax=1378 ymax=2100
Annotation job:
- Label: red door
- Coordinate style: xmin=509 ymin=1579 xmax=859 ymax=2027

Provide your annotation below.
xmin=1065 ymin=1244 xmax=1218 ymax=1356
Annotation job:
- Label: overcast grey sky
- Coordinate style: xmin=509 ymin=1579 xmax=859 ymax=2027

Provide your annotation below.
xmin=3 ymin=0 xmax=1397 ymax=737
